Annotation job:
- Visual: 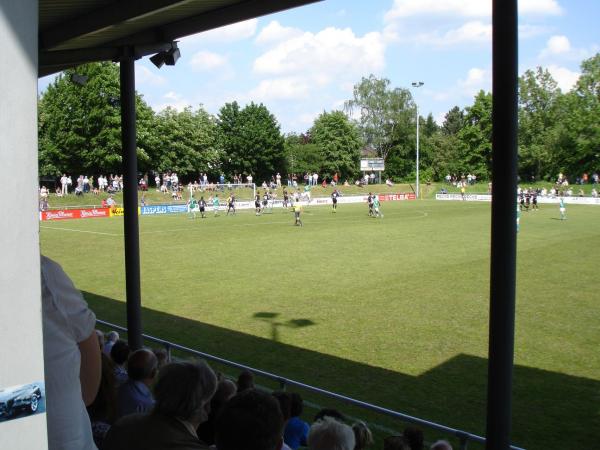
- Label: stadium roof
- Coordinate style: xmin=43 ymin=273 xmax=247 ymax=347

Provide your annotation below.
xmin=39 ymin=0 xmax=321 ymax=77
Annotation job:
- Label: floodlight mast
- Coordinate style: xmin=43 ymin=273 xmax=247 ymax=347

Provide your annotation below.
xmin=411 ymin=81 xmax=424 ymax=199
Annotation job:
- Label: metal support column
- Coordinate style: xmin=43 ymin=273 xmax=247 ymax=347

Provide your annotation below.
xmin=120 ymin=50 xmax=143 ymax=350
xmin=486 ymin=1 xmax=518 ymax=449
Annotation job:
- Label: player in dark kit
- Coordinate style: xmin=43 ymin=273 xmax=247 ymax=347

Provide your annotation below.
xmin=531 ymin=189 xmax=538 ymax=210
xmin=254 ymin=194 xmax=261 ymax=216
xmin=524 ymin=190 xmax=531 ymax=210
xmin=226 ymin=194 xmax=236 ymax=215
xmin=367 ymin=193 xmax=374 ymax=216
xmin=331 ymin=189 xmax=339 ymax=212
xmin=282 ymin=188 xmax=289 ymax=209
xmin=519 ymin=192 xmax=526 ymax=211
xmin=198 ymin=196 xmax=207 ymax=218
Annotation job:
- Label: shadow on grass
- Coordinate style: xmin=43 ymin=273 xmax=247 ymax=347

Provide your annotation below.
xmin=83 ymin=291 xmax=599 ymax=450
xmin=253 ymin=312 xmax=316 ymax=342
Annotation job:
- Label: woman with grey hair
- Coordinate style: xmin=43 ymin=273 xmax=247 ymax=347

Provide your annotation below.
xmin=308 ymin=416 xmax=355 ymax=450
xmin=103 ymin=360 xmax=217 ymax=450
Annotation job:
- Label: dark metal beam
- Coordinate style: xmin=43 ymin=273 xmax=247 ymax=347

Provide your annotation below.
xmin=40 ymin=0 xmax=185 ymax=50
xmin=486 ymin=0 xmax=518 ymax=449
xmin=119 ymin=50 xmax=143 ymax=351
xmin=109 ymin=0 xmax=322 ymax=47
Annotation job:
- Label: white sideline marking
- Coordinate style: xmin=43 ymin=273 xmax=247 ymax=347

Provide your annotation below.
xmin=40 ymin=226 xmax=119 ymax=236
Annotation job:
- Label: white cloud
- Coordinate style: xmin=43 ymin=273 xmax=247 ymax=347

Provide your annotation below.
xmin=458 ymin=67 xmax=491 ymax=97
xmin=385 ymin=0 xmax=562 ymax=21
xmin=543 ymin=35 xmax=571 ymax=55
xmin=152 ymin=91 xmax=192 ymax=112
xmin=181 ymin=18 xmax=258 ymax=45
xmin=538 ymin=35 xmax=597 ymax=61
xmin=546 ymin=65 xmax=579 ymax=91
xmin=136 ymin=65 xmax=167 ymax=86
xmin=253 ymin=27 xmax=385 ymax=77
xmin=387 ymin=21 xmax=491 ymax=46
xmin=255 ymin=20 xmax=303 ymax=45
xmin=189 ymin=50 xmax=228 ymax=71
xmin=247 ymin=77 xmax=310 ymax=101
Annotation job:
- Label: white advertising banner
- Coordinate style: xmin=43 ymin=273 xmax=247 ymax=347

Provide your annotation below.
xmin=436 ymin=193 xmax=600 ymax=205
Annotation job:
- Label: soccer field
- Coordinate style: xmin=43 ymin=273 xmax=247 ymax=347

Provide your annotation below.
xmin=40 ymin=199 xmax=600 ymax=449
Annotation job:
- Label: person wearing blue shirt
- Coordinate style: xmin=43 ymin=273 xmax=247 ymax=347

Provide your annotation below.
xmin=117 ymin=349 xmax=158 ymax=418
xmin=283 ymin=393 xmax=309 ymax=450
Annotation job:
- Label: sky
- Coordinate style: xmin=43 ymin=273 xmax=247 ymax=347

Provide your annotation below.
xmin=38 ymin=0 xmax=599 ymax=134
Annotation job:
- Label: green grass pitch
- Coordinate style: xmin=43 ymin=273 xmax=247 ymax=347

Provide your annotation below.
xmin=40 ymin=199 xmax=600 ymax=449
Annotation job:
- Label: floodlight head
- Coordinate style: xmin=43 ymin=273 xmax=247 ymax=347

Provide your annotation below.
xmin=71 ymin=73 xmax=88 ymax=85
xmin=150 ymin=52 xmax=165 ymax=68
xmin=165 ymin=43 xmax=180 ymax=66
xmin=411 ymin=81 xmax=424 ymax=87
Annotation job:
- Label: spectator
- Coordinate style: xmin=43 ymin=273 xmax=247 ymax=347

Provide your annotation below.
xmin=153 ymin=347 xmax=169 ymax=370
xmin=104 ymin=360 xmax=218 ymax=450
xmin=308 ymin=416 xmax=355 ymax=450
xmin=41 ymin=255 xmax=101 ymax=450
xmin=197 ymin=378 xmax=237 ymax=445
xmin=384 ymin=436 xmax=410 ymax=450
xmin=96 ymin=329 xmax=105 ymax=351
xmin=272 ymin=391 xmax=293 ymax=450
xmin=87 ymin=353 xmax=118 ymax=448
xmin=237 ymin=369 xmax=255 ymax=392
xmin=284 ymin=393 xmax=309 ymax=450
xmin=352 ymin=421 xmax=373 ymax=450
xmin=430 ymin=440 xmax=453 ymax=450
xmin=403 ymin=427 xmax=424 ymax=450
xmin=215 ymin=389 xmax=284 ymax=450
xmin=103 ymin=330 xmax=119 ymax=355
xmin=116 ymin=349 xmax=157 ymax=418
xmin=110 ymin=340 xmax=130 ymax=386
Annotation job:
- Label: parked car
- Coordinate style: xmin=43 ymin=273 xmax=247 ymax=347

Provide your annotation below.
xmin=0 ymin=384 xmax=42 ymax=419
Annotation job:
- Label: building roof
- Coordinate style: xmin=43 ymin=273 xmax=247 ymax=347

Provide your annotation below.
xmin=39 ymin=0 xmax=321 ymax=76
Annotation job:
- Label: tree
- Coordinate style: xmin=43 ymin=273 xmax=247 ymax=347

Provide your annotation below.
xmin=284 ymin=133 xmax=323 ymax=175
xmin=442 ymin=106 xmax=465 ymax=135
xmin=148 ymin=106 xmax=220 ymax=177
xmin=310 ymin=111 xmax=361 ymax=180
xmin=344 ymin=75 xmax=415 ymax=162
xmin=217 ymin=102 xmax=285 ymax=182
xmin=518 ymin=67 xmax=561 ymax=181
xmin=38 ymin=62 xmax=155 ymax=177
xmin=457 ymin=90 xmax=493 ymax=178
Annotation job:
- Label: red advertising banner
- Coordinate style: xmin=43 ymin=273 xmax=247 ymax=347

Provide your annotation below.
xmin=378 ymin=193 xmax=416 ymax=201
xmin=41 ymin=208 xmax=111 ymax=221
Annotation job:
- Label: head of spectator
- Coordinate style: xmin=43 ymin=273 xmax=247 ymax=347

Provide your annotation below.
xmin=110 ymin=339 xmax=130 ymax=366
xmin=314 ymin=408 xmax=345 ymax=423
xmin=308 ymin=416 xmax=355 ymax=450
xmin=237 ymin=369 xmax=255 ymax=392
xmin=403 ymin=427 xmax=424 ymax=450
xmin=214 ymin=378 xmax=237 ymax=404
xmin=430 ymin=440 xmax=453 ymax=450
xmin=127 ymin=348 xmax=158 ymax=386
xmin=106 ymin=330 xmax=119 ymax=344
xmin=289 ymin=392 xmax=304 ymax=418
xmin=383 ymin=436 xmax=410 ymax=450
xmin=153 ymin=348 xmax=169 ymax=370
xmin=154 ymin=360 xmax=217 ymax=427
xmin=352 ymin=421 xmax=373 ymax=450
xmin=215 ymin=388 xmax=284 ymax=450
xmin=272 ymin=391 xmax=292 ymax=423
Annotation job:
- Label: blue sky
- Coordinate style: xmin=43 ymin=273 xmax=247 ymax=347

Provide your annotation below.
xmin=39 ymin=0 xmax=599 ymax=133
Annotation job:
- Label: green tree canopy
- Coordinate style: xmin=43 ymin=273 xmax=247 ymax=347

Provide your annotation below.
xmin=218 ymin=102 xmax=285 ymax=182
xmin=310 ymin=111 xmax=361 ymax=180
xmin=38 ymin=62 xmax=155 ymax=177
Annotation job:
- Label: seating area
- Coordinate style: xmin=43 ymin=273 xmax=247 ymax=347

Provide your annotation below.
xmin=90 ymin=328 xmax=455 ymax=450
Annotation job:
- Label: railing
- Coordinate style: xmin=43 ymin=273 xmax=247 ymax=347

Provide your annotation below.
xmin=96 ymin=319 xmax=525 ymax=450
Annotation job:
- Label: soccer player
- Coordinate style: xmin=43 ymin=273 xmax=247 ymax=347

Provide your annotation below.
xmin=373 ymin=195 xmax=383 ymax=218
xmin=226 ymin=194 xmax=236 ymax=216
xmin=293 ymin=202 xmax=303 ymax=226
xmin=254 ymin=193 xmax=261 ymax=215
xmin=262 ymin=191 xmax=269 ymax=213
xmin=559 ymin=196 xmax=566 ymax=220
xmin=331 ymin=189 xmax=339 ymax=212
xmin=188 ymin=196 xmax=198 ymax=219
xmin=367 ymin=193 xmax=374 ymax=216
xmin=199 ymin=196 xmax=207 ymax=218
xmin=212 ymin=194 xmax=220 ymax=216
xmin=531 ymin=189 xmax=538 ymax=211
xmin=282 ymin=188 xmax=289 ymax=209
